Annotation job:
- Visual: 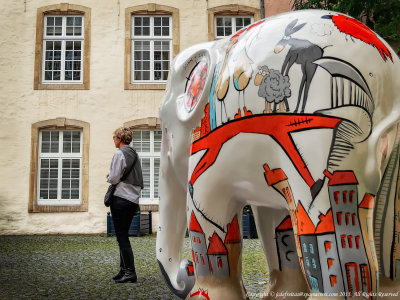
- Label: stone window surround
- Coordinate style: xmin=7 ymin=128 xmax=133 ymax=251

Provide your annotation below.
xmin=123 ymin=117 xmax=160 ymax=212
xmin=29 ymin=118 xmax=90 ymax=213
xmin=125 ymin=4 xmax=179 ymax=90
xmin=34 ymin=3 xmax=91 ymax=90
xmin=207 ymin=4 xmax=261 ymax=41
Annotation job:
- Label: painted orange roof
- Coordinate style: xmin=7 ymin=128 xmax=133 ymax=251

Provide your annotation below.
xmin=276 ymin=215 xmax=293 ymax=231
xmin=225 ymin=215 xmax=241 ymax=244
xmin=296 ymin=201 xmax=315 ymax=235
xmin=263 ymin=164 xmax=288 ymax=186
xmin=189 ymin=211 xmax=203 ymax=233
xmin=324 ymin=170 xmax=358 ymax=186
xmin=359 ymin=193 xmax=375 ymax=209
xmin=207 ymin=232 xmax=227 ymax=255
xmin=315 ymin=209 xmax=335 ymax=234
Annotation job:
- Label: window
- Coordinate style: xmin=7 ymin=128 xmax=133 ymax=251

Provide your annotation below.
xmin=217 ymin=257 xmax=223 ymax=268
xmin=311 ymin=258 xmax=317 ymax=269
xmin=29 ymin=118 xmax=89 ymax=212
xmin=207 ymin=5 xmax=260 ymax=41
xmin=348 ymin=235 xmax=353 ymax=248
xmin=215 ymin=16 xmax=252 ymax=39
xmin=34 ymin=4 xmax=90 ymax=89
xmin=334 ymin=191 xmax=340 ymax=205
xmin=309 ymin=243 xmax=314 ymax=254
xmin=42 ymin=16 xmax=84 ymax=83
xmin=132 ymin=15 xmax=171 ymax=82
xmin=132 ymin=129 xmax=161 ymax=204
xmin=341 ymin=235 xmax=346 ymax=248
xmin=337 ymin=212 xmax=342 ymax=226
xmin=125 ymin=4 xmax=179 ymax=90
xmin=343 ymin=191 xmax=348 ymax=203
xmin=38 ymin=130 xmax=82 ymax=205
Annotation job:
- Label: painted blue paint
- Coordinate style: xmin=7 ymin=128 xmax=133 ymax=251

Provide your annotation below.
xmin=312 ymin=258 xmax=317 ymax=269
xmin=369 ymin=241 xmax=376 ymax=262
xmin=305 ymin=257 xmax=310 ymax=267
xmin=208 ymin=63 xmax=221 ymax=131
xmin=303 ymin=243 xmax=308 ymax=253
xmin=396 ymin=260 xmax=400 ymax=280
xmin=309 ymin=276 xmax=319 ymax=292
xmin=367 ymin=217 xmax=371 ymax=234
xmin=309 ymin=243 xmax=314 ymax=254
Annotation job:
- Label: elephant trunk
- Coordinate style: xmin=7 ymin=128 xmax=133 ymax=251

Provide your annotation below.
xmin=156 ymin=139 xmax=195 ymax=298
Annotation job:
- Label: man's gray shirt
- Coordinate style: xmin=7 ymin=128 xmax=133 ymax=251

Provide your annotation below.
xmin=107 ymin=150 xmax=141 ymax=204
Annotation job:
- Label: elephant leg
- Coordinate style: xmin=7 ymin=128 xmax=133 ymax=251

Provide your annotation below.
xmin=187 ymin=195 xmax=246 ymax=300
xmin=252 ymin=205 xmax=308 ymax=300
xmin=291 ymin=171 xmax=379 ymax=299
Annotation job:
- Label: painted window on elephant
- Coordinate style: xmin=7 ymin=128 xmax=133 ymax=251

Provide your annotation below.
xmin=42 ymin=16 xmax=84 ymax=83
xmin=131 ymin=16 xmax=171 ymax=82
xmin=132 ymin=130 xmax=161 ymax=204
xmin=37 ymin=130 xmax=82 ymax=205
xmin=215 ymin=16 xmax=253 ymax=39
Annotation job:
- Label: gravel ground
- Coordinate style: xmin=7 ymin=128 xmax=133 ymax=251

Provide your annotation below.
xmin=0 ymin=235 xmax=269 ymax=300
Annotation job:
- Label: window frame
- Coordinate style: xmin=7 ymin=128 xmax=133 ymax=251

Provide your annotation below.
xmin=131 ymin=15 xmax=172 ymax=83
xmin=125 ymin=4 xmax=179 ymax=90
xmin=42 ymin=15 xmax=85 ymax=84
xmin=34 ymin=4 xmax=91 ymax=90
xmin=29 ymin=118 xmax=90 ymax=213
xmin=37 ymin=130 xmax=83 ymax=206
xmin=132 ymin=129 xmax=161 ymax=205
xmin=207 ymin=4 xmax=261 ymax=41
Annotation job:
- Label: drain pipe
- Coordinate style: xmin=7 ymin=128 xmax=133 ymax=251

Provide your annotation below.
xmin=260 ymin=0 xmax=265 ymax=19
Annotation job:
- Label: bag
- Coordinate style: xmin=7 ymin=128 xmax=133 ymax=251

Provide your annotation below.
xmin=104 ymin=184 xmax=116 ymax=207
xmin=105 ymin=146 xmax=139 ymax=207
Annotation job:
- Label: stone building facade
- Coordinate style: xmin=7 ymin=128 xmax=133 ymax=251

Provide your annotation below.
xmin=0 ymin=0 xmax=261 ymax=234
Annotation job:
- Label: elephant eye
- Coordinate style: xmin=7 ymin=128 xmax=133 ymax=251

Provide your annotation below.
xmin=184 ymin=58 xmax=208 ymax=112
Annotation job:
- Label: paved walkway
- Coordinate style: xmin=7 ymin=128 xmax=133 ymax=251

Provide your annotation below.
xmin=0 ymin=235 xmax=269 ymax=300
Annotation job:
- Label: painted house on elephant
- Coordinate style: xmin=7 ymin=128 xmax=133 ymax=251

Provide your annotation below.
xmin=0 ymin=0 xmax=262 ymax=235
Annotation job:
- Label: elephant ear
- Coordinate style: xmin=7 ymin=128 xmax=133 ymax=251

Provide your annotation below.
xmin=174 ymin=45 xmax=217 ymax=123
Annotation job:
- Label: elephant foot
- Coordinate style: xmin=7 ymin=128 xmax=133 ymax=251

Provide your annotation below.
xmin=189 ymin=277 xmax=247 ymax=300
xmin=158 ymin=259 xmax=195 ymax=299
xmin=243 ymin=106 xmax=252 ymax=116
xmin=234 ymin=108 xmax=242 ymax=119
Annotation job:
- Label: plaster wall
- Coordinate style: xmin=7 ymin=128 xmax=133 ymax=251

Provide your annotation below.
xmin=0 ymin=0 xmax=260 ymax=234
xmin=264 ymin=0 xmax=292 ymax=17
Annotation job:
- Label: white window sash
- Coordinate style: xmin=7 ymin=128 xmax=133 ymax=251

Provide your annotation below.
xmin=131 ymin=16 xmax=172 ymax=84
xmin=37 ymin=130 xmax=82 ymax=205
xmin=42 ymin=15 xmax=84 ymax=84
xmin=133 ymin=130 xmax=161 ymax=205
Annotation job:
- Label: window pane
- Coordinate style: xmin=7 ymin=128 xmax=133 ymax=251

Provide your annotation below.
xmin=63 ymin=131 xmax=80 ymax=153
xmin=154 ymin=158 xmax=160 ymax=198
xmin=133 ymin=17 xmax=150 ymax=37
xmin=62 ymin=159 xmax=80 ymax=200
xmin=41 ymin=131 xmax=59 ymax=153
xmin=141 ymin=158 xmax=151 ymax=198
xmin=154 ymin=131 xmax=162 ymax=152
xmin=39 ymin=158 xmax=58 ymax=200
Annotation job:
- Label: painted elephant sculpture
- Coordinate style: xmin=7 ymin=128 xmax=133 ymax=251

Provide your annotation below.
xmin=157 ymin=10 xmax=400 ymax=300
